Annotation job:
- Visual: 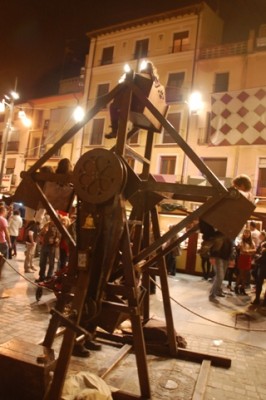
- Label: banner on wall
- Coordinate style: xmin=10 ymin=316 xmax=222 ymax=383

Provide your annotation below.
xmin=1 ymin=174 xmax=12 ymax=192
xmin=210 ymin=87 xmax=266 ymax=146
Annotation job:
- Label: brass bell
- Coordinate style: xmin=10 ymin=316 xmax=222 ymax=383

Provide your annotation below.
xmin=82 ymin=214 xmax=96 ymax=229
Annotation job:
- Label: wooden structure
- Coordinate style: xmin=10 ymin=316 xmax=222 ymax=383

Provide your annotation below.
xmin=2 ymin=69 xmax=255 ymax=399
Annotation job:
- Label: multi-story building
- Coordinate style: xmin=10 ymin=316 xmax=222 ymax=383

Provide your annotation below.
xmin=1 ymin=1 xmax=266 ymax=224
xmin=82 ymin=2 xmax=224 ymax=188
xmin=0 ymin=76 xmax=84 ymax=192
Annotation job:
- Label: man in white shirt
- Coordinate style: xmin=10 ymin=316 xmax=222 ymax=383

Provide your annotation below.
xmin=250 ymin=220 xmax=261 ymax=248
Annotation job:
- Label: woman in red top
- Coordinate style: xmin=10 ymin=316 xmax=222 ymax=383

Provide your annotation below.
xmin=235 ymin=228 xmax=256 ymax=295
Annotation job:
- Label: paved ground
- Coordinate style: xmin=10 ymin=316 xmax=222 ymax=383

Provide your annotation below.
xmin=1 ymin=243 xmax=266 ymax=399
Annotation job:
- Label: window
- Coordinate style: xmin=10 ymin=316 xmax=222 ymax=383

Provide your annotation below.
xmin=33 ymin=110 xmax=43 ymax=129
xmin=90 ymin=118 xmax=104 ymax=145
xmin=165 ymin=72 xmax=185 ymax=103
xmin=7 ymin=129 xmax=19 ymax=152
xmin=134 ymin=39 xmax=149 ymax=59
xmin=28 ymin=136 xmax=40 ymax=157
xmin=128 ymin=130 xmax=139 ymax=145
xmin=96 ymin=83 xmax=110 ymax=100
xmin=214 ymin=72 xmax=229 ymax=93
xmin=257 ymin=168 xmax=266 ymax=196
xmin=172 ymin=31 xmax=189 ymax=52
xmin=5 ymin=158 xmax=16 ymax=175
xmin=257 ymin=158 xmax=266 ymax=196
xmin=202 ymin=157 xmax=227 ymax=178
xmin=162 ymin=112 xmax=181 ymax=144
xmin=159 ymin=156 xmax=176 ymax=175
xmin=101 ymin=46 xmax=114 ymax=65
xmin=198 ymin=112 xmax=211 ymax=145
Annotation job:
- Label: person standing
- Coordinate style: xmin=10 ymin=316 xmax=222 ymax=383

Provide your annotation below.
xmin=208 ymin=232 xmax=234 ymax=303
xmin=36 ymin=220 xmax=60 ymax=282
xmin=249 ymin=221 xmax=261 ymax=248
xmin=0 ymin=205 xmax=12 ymax=278
xmin=24 ymin=220 xmax=40 ymax=273
xmin=251 ymin=242 xmax=266 ymax=306
xmin=8 ymin=209 xmax=23 ymax=257
xmin=58 ymin=215 xmax=70 ymax=270
xmin=199 ymin=220 xmax=234 ymax=304
xmin=165 ymin=225 xmax=181 ymax=276
xmin=235 ymin=228 xmax=256 ymax=295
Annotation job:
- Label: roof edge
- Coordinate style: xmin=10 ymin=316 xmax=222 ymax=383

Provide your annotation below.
xmin=86 ymin=3 xmax=204 ymax=38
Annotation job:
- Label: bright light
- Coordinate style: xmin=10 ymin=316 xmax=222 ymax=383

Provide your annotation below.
xmin=123 ymin=63 xmax=131 ymax=73
xmin=188 ymin=91 xmax=203 ymax=113
xmin=0 ymin=100 xmax=5 ymax=113
xmin=18 ymin=110 xmax=32 ymax=127
xmin=10 ymin=91 xmax=19 ymax=100
xmin=18 ymin=110 xmax=26 ymax=119
xmin=118 ymin=73 xmax=126 ymax=83
xmin=139 ymin=60 xmax=148 ymax=72
xmin=73 ymin=105 xmax=85 ymax=122
xmin=22 ymin=117 xmax=32 ymax=127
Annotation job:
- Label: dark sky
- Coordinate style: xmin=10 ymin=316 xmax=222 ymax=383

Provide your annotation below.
xmin=0 ymin=0 xmax=266 ymax=101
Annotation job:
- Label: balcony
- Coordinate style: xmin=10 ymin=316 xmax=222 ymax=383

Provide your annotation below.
xmin=199 ymin=41 xmax=248 ymax=60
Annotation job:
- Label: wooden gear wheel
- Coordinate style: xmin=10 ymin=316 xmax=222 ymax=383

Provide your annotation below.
xmin=73 ymin=148 xmax=126 ymax=204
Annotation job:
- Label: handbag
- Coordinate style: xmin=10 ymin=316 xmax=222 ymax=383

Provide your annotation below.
xmin=198 ymin=240 xmax=213 ymax=258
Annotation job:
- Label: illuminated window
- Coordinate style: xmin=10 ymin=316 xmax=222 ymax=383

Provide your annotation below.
xmin=134 ymin=39 xmax=149 ymax=59
xmin=159 ymin=156 xmax=176 ymax=174
xmin=172 ymin=31 xmax=189 ymax=52
xmin=162 ymin=112 xmax=181 ymax=144
xmin=101 ymin=46 xmax=114 ymax=65
xmin=90 ymin=118 xmax=104 ymax=145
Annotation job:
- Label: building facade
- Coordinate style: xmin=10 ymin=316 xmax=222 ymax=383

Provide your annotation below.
xmin=1 ymin=1 xmax=266 ymax=213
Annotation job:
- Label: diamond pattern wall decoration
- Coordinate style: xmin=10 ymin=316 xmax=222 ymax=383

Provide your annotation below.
xmin=210 ymin=87 xmax=266 ymax=145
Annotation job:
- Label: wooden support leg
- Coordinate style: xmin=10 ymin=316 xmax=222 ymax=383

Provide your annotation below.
xmin=121 ymin=226 xmax=151 ymax=399
xmin=150 ymin=207 xmax=178 ymax=356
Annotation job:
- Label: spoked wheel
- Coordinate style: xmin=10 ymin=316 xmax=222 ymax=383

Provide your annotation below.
xmin=73 ymin=148 xmax=126 ymax=204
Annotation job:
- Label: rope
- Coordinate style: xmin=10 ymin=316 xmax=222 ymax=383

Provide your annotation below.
xmin=150 ymin=277 xmax=266 ymax=333
xmin=3 ymin=257 xmax=54 ymax=293
xmin=3 ymin=255 xmax=266 ymax=332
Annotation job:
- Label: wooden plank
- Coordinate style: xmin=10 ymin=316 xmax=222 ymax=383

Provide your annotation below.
xmin=177 ymin=348 xmax=231 ymax=368
xmin=99 ymin=344 xmax=132 ymax=379
xmin=192 ymin=360 xmax=211 ymax=400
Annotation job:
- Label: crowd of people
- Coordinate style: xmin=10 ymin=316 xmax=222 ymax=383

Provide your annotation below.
xmin=198 ymin=174 xmax=266 ymax=306
xmin=0 ymin=199 xmax=72 ymax=280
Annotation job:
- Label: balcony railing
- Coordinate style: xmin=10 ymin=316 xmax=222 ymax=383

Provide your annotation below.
xmin=199 ymin=41 xmax=248 ymax=60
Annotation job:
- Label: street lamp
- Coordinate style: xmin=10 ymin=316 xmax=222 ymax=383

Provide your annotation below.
xmin=180 ymin=91 xmax=203 ymax=183
xmin=73 ymin=105 xmax=85 ymax=122
xmin=0 ymin=91 xmax=17 ymax=190
xmin=0 ymin=86 xmax=32 ymax=191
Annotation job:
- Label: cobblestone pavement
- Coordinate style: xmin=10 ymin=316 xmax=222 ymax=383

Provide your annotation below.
xmin=0 ymin=243 xmax=266 ymax=399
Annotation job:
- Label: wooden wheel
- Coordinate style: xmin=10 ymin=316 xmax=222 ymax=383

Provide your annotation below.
xmin=73 ymin=148 xmax=126 ymax=204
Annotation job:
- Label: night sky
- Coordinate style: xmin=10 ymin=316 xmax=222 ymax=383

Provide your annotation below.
xmin=0 ymin=0 xmax=266 ymax=101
